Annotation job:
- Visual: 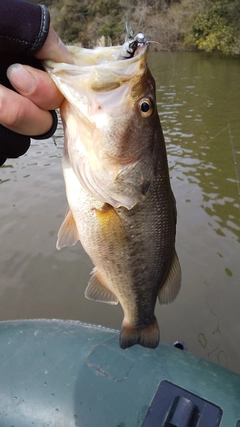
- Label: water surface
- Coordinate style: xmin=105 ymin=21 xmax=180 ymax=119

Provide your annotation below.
xmin=1 ymin=52 xmax=240 ymax=373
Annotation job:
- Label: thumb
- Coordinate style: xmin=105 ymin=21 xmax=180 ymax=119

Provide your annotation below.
xmin=35 ymin=26 xmax=74 ymax=64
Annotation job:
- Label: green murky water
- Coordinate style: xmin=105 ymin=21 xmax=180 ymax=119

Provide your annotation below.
xmin=1 ymin=52 xmax=240 ymax=373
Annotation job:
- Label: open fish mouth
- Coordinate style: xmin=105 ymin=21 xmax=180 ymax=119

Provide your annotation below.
xmin=44 ymin=23 xmax=149 ymax=78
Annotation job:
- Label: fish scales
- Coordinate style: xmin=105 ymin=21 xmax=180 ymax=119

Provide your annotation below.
xmin=44 ymin=27 xmax=181 ymax=349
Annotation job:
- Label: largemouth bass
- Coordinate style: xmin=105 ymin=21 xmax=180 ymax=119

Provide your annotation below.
xmin=45 ymin=28 xmax=181 ymax=349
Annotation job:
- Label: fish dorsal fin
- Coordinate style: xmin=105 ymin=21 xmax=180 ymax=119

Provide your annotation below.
xmin=85 ymin=268 xmax=118 ymax=305
xmin=56 ymin=207 xmax=79 ymax=250
xmin=158 ymin=251 xmax=181 ymax=305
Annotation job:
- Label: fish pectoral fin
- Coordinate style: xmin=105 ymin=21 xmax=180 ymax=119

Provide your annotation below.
xmin=56 ymin=207 xmax=79 ymax=250
xmin=85 ymin=268 xmax=118 ymax=305
xmin=158 ymin=251 xmax=181 ymax=305
xmin=95 ymin=203 xmax=126 ymax=240
xmin=119 ymin=317 xmax=160 ymax=349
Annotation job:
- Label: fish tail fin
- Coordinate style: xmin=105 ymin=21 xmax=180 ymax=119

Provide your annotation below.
xmin=119 ymin=317 xmax=160 ymax=349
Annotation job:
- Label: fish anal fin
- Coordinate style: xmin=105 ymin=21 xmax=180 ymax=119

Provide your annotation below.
xmin=158 ymin=251 xmax=181 ymax=305
xmin=120 ymin=317 xmax=160 ymax=349
xmin=85 ymin=268 xmax=118 ymax=305
xmin=56 ymin=207 xmax=79 ymax=250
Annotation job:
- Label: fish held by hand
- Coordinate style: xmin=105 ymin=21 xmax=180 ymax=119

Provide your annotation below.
xmin=44 ymin=25 xmax=181 ymax=350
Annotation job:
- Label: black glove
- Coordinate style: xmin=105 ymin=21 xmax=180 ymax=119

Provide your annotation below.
xmin=0 ymin=0 xmax=58 ymax=166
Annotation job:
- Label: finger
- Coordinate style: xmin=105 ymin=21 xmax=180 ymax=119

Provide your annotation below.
xmin=35 ymin=26 xmax=74 ymax=64
xmin=0 ymin=84 xmax=53 ymax=136
xmin=7 ymin=64 xmax=64 ymax=110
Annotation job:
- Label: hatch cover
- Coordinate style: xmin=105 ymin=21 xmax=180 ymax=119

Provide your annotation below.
xmin=141 ymin=380 xmax=222 ymax=427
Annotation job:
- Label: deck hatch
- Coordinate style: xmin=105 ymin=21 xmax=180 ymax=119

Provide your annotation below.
xmin=141 ymin=380 xmax=222 ymax=427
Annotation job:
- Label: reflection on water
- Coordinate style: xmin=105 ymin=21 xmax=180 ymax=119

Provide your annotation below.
xmin=1 ymin=52 xmax=240 ymax=373
xmin=151 ymin=52 xmax=240 ymax=243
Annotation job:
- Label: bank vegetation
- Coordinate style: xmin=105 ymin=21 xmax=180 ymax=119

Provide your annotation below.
xmin=32 ymin=0 xmax=240 ymax=56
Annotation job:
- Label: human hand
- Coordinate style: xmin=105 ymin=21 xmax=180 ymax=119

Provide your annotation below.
xmin=0 ymin=2 xmax=73 ymax=166
xmin=0 ymin=27 xmax=72 ymax=138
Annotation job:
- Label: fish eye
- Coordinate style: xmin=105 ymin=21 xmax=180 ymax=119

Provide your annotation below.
xmin=138 ymin=98 xmax=153 ymax=118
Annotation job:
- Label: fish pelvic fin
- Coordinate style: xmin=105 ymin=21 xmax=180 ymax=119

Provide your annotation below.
xmin=85 ymin=268 xmax=118 ymax=305
xmin=158 ymin=251 xmax=181 ymax=305
xmin=119 ymin=317 xmax=160 ymax=349
xmin=56 ymin=207 xmax=79 ymax=250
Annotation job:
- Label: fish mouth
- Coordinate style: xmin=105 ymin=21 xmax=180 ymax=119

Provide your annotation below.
xmin=44 ymin=44 xmax=148 ymax=92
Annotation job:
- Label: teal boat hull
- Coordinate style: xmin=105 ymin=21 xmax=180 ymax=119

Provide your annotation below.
xmin=0 ymin=319 xmax=239 ymax=426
